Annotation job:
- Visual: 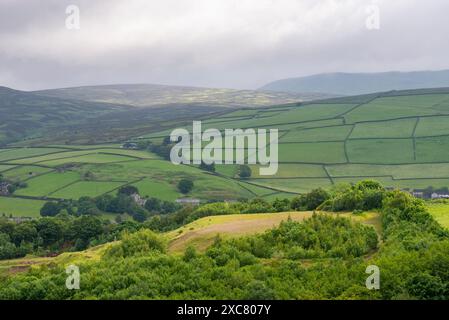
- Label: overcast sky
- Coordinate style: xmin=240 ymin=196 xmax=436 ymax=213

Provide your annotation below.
xmin=0 ymin=0 xmax=448 ymax=91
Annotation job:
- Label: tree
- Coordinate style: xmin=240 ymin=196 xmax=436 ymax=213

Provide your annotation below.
xmin=199 ymin=161 xmax=216 ymax=172
xmin=178 ymin=179 xmax=194 ymax=194
xmin=95 ymin=194 xmax=115 ymax=212
xmin=40 ymin=202 xmax=61 ymax=217
xmin=161 ymin=201 xmax=180 ymax=214
xmin=145 ymin=197 xmax=161 ymax=212
xmin=36 ymin=218 xmax=64 ymax=247
xmin=77 ymin=197 xmax=100 ymax=216
xmin=238 ymin=165 xmax=252 ymax=179
xmin=291 ymin=188 xmax=329 ymax=211
xmin=107 ymin=194 xmax=132 ymax=213
xmin=0 ymin=232 xmax=19 ymax=260
xmin=272 ymin=198 xmax=291 ymax=212
xmin=11 ymin=222 xmax=37 ymax=246
xmin=407 ymin=273 xmax=446 ymax=300
xmin=244 ymin=280 xmax=275 ymax=300
xmin=71 ymin=215 xmax=103 ymax=244
xmin=118 ymin=185 xmax=139 ymax=196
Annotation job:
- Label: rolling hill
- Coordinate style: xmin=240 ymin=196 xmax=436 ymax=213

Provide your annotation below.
xmin=1 ymin=83 xmax=330 ymax=146
xmin=140 ymin=87 xmax=449 ymax=195
xmin=0 ymin=86 xmax=131 ymax=145
xmin=1 ymin=83 xmax=313 ymax=146
xmin=0 ymin=210 xmax=380 ymax=274
xmin=260 ymin=70 xmax=449 ymax=96
xmin=3 ymin=87 xmax=449 ymax=217
xmin=34 ymin=84 xmax=330 ymax=108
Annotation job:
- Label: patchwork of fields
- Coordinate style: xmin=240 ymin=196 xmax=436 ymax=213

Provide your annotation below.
xmin=3 ymin=88 xmax=449 ymax=218
xmin=0 ymin=145 xmax=282 ymax=217
xmin=142 ymin=88 xmax=449 ymax=195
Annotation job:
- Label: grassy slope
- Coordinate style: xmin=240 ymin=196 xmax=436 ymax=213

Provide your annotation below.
xmin=141 ymin=88 xmax=449 ymax=193
xmin=0 ymin=87 xmax=130 ymax=145
xmin=426 ymin=202 xmax=449 ymax=229
xmin=0 ymin=211 xmax=381 ymax=274
xmin=166 ymin=211 xmax=381 ymax=254
xmin=4 ymin=88 xmax=449 ymax=216
xmin=0 ymin=145 xmax=280 ymax=216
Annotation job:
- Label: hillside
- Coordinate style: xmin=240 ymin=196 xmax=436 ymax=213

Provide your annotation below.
xmin=1 ymin=190 xmax=447 ymax=300
xmin=0 ymin=210 xmax=380 ymax=275
xmin=0 ymin=144 xmax=280 ymax=217
xmin=0 ymin=86 xmax=133 ymax=145
xmin=34 ymin=84 xmax=329 ymax=108
xmin=260 ymin=70 xmax=449 ymax=95
xmin=3 ymin=87 xmax=449 ymax=217
xmin=0 ymin=86 xmax=250 ymax=146
xmin=166 ymin=211 xmax=381 ymax=254
xmin=141 ymin=87 xmax=449 ymax=195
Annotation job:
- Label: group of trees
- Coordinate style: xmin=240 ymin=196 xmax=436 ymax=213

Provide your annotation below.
xmin=319 ymin=180 xmax=386 ymax=212
xmin=146 ymin=137 xmax=174 ymax=160
xmin=2 ymin=182 xmax=448 ymax=300
xmin=207 ymin=213 xmax=378 ymax=262
xmin=40 ymin=185 xmax=181 ymax=223
xmin=0 ymin=214 xmax=144 ymax=260
xmin=1 ymin=179 xmax=449 ymax=300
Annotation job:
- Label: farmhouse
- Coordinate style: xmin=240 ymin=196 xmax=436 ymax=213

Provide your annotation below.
xmin=0 ymin=182 xmax=11 ymax=196
xmin=130 ymin=193 xmax=147 ymax=206
xmin=122 ymin=142 xmax=138 ymax=149
xmin=431 ymin=192 xmax=449 ymax=199
xmin=8 ymin=216 xmax=33 ymax=223
xmin=411 ymin=191 xmax=424 ymax=199
xmin=176 ymin=198 xmax=200 ymax=205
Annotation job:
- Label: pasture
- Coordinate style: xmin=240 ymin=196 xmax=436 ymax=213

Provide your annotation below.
xmin=4 ymin=89 xmax=449 ymax=217
xmin=426 ymin=202 xmax=449 ymax=229
xmin=0 ymin=197 xmax=46 ymax=218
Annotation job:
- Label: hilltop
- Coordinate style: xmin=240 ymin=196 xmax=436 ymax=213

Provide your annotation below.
xmin=34 ymin=83 xmax=330 ymax=108
xmin=260 ymin=69 xmax=449 ymax=96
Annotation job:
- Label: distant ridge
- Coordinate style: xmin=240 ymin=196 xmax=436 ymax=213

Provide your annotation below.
xmin=33 ymin=83 xmax=335 ymax=108
xmin=260 ymin=70 xmax=449 ymax=96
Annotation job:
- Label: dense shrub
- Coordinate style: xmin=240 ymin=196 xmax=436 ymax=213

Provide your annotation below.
xmin=291 ymin=188 xmax=329 ymax=211
xmin=1 ymin=182 xmax=449 ymax=300
xmin=178 ymin=179 xmax=194 ymax=194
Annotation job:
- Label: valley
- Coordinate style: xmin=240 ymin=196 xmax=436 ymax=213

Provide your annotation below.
xmin=3 ymin=87 xmax=449 ymax=218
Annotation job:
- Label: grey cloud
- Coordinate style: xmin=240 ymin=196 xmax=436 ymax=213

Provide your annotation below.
xmin=0 ymin=0 xmax=448 ymax=90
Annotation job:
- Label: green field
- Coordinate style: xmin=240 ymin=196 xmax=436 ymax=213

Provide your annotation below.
xmin=139 ymin=88 xmax=449 ymax=197
xmin=1 ymin=165 xmax=53 ymax=181
xmin=0 ymin=197 xmax=46 ymax=217
xmin=131 ymin=179 xmax=181 ymax=201
xmin=426 ymin=202 xmax=449 ymax=229
xmin=14 ymin=171 xmax=80 ymax=197
xmin=0 ymin=148 xmax=65 ymax=162
xmin=51 ymin=181 xmax=126 ymax=199
xmin=4 ymin=88 xmax=449 ymax=217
